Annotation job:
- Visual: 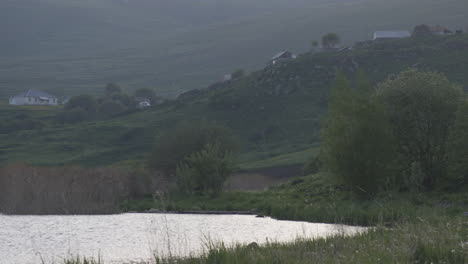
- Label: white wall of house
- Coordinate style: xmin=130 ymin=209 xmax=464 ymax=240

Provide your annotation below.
xmin=9 ymin=96 xmax=58 ymax=106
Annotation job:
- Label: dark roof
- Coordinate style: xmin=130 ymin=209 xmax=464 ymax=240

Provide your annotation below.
xmin=14 ymin=89 xmax=57 ymax=98
xmin=373 ymin=31 xmax=411 ymax=39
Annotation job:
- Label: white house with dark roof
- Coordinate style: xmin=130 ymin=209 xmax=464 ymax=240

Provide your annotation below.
xmin=373 ymin=31 xmax=411 ymax=40
xmin=9 ymin=90 xmax=58 ymax=106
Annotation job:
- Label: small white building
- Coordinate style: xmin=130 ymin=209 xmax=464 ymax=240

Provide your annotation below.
xmin=9 ymin=90 xmax=58 ymax=106
xmin=136 ymin=97 xmax=151 ymax=109
xmin=270 ymin=51 xmax=297 ymax=65
xmin=373 ymin=31 xmax=411 ymax=40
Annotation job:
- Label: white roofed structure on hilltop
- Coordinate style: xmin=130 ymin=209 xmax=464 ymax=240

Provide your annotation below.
xmin=270 ymin=50 xmax=297 ymax=65
xmin=9 ymin=90 xmax=58 ymax=106
xmin=373 ymin=31 xmax=411 ymax=40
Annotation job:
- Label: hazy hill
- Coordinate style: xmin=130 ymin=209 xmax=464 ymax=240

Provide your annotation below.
xmin=1 ymin=0 xmax=468 ymax=98
xmin=0 ymin=34 xmax=467 ymax=166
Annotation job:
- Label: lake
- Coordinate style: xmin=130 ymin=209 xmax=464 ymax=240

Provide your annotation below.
xmin=0 ymin=213 xmax=366 ymax=263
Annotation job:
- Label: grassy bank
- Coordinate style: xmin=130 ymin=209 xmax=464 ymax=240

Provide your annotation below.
xmin=122 ymin=173 xmax=468 ymax=226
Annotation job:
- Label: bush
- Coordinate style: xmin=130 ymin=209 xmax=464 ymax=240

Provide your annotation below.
xmin=176 ymin=143 xmax=235 ymax=195
xmin=65 ymin=95 xmax=98 ymax=114
xmin=377 ymin=69 xmax=462 ymax=190
xmin=149 ymin=121 xmax=238 ymax=177
xmin=98 ymin=99 xmax=127 ymax=117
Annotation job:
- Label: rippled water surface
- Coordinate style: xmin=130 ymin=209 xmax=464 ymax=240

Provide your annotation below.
xmin=0 ymin=213 xmax=365 ymax=263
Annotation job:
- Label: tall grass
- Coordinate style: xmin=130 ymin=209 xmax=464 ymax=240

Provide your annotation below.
xmin=0 ymin=163 xmax=147 ymax=214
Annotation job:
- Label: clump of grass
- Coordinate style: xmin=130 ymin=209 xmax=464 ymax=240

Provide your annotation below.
xmin=43 ymin=255 xmax=103 ymax=264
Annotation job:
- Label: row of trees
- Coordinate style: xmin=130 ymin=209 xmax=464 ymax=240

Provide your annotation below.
xmin=57 ymin=83 xmax=159 ymax=123
xmin=321 ymin=69 xmax=467 ymax=197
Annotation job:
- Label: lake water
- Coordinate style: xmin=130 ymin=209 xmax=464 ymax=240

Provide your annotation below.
xmin=0 ymin=213 xmax=366 ymax=263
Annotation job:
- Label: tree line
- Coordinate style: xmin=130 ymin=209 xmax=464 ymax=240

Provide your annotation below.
xmin=319 ymin=69 xmax=467 ymax=197
xmin=56 ymin=83 xmax=161 ymax=124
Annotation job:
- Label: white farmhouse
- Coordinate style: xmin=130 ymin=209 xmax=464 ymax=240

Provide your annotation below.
xmin=9 ymin=90 xmax=58 ymax=106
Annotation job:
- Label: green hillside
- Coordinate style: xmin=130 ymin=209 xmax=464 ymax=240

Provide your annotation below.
xmin=1 ymin=0 xmax=468 ymax=98
xmin=1 ymin=34 xmax=468 ymax=166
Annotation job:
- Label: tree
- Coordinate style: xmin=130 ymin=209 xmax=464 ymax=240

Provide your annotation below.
xmin=105 ymin=83 xmax=121 ymax=96
xmin=412 ymin=24 xmax=433 ymax=38
xmin=321 ymin=72 xmax=396 ymax=196
xmin=111 ymin=92 xmax=134 ymax=109
xmin=148 ymin=121 xmax=238 ymax=177
xmin=134 ymin=88 xmax=157 ymax=103
xmin=321 ymin=33 xmax=340 ymax=50
xmin=447 ymin=100 xmax=468 ymax=187
xmin=176 ymin=143 xmax=234 ymax=195
xmin=98 ymin=100 xmax=127 ymax=117
xmin=377 ymin=69 xmax=462 ymax=190
xmin=65 ymin=95 xmax=97 ymax=114
xmin=311 ymin=40 xmax=319 ymax=50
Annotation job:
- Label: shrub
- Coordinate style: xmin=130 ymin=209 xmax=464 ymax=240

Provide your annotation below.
xmin=65 ymin=95 xmax=98 ymax=114
xmin=98 ymin=99 xmax=127 ymax=117
xmin=175 ymin=143 xmax=235 ymax=195
xmin=149 ymin=121 xmax=238 ymax=177
xmin=377 ymin=69 xmax=462 ymax=190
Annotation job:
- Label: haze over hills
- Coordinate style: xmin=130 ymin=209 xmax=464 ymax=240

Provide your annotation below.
xmin=1 ymin=0 xmax=468 ymax=98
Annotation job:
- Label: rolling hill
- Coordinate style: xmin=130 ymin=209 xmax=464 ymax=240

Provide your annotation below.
xmin=0 ymin=34 xmax=467 ymax=166
xmin=1 ymin=0 xmax=468 ymax=99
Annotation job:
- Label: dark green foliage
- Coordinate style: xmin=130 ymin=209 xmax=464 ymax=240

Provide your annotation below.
xmin=311 ymin=40 xmax=319 ymax=49
xmin=412 ymin=240 xmax=467 ymax=264
xmin=98 ymin=100 xmax=127 ymax=117
xmin=303 ymin=155 xmax=321 ymax=175
xmin=447 ymin=100 xmax=468 ymax=187
xmin=110 ymin=93 xmax=134 ymax=109
xmin=149 ymin=121 xmax=238 ymax=176
xmin=105 ymin=83 xmax=121 ymax=96
xmin=412 ymin=24 xmax=433 ymax=38
xmin=65 ymin=95 xmax=98 ymax=114
xmin=321 ymin=72 xmax=395 ymax=196
xmin=231 ymin=69 xmax=245 ymax=79
xmin=321 ymin=33 xmax=340 ymax=49
xmin=377 ymin=70 xmax=463 ymax=190
xmin=176 ymin=143 xmax=235 ymax=195
xmin=134 ymin=88 xmax=158 ymax=104
xmin=56 ymin=108 xmax=89 ymax=124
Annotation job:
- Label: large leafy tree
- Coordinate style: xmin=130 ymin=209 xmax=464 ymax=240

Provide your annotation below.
xmin=321 ymin=72 xmax=395 ymax=196
xmin=377 ymin=69 xmax=462 ymax=190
